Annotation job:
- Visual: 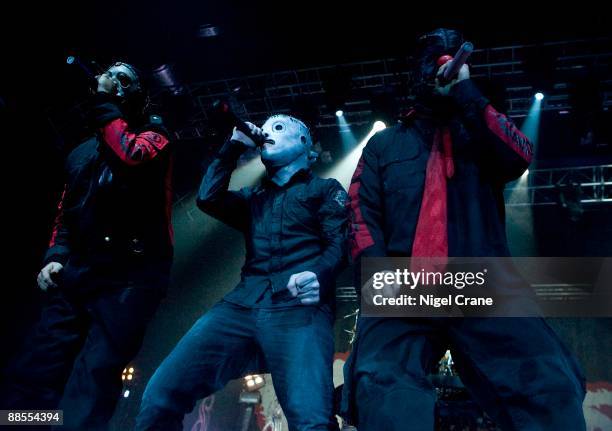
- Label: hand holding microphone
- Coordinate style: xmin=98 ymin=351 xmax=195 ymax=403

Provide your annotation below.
xmin=96 ymin=73 xmax=117 ymax=94
xmin=434 ymin=41 xmax=474 ymax=96
xmin=211 ymin=100 xmax=266 ymax=147
xmin=231 ymin=121 xmax=265 ymax=149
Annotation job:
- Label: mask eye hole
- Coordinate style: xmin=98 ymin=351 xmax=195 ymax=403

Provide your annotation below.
xmin=116 ymin=72 xmax=133 ymax=88
xmin=272 ymin=122 xmax=285 ymax=132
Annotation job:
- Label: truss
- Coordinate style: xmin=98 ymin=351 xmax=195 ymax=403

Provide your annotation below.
xmin=504 ymin=164 xmax=612 ymax=206
xmin=175 ymin=38 xmax=612 ymax=139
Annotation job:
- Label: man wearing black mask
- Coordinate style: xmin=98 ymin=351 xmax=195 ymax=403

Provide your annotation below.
xmin=1 ymin=62 xmax=173 ymax=430
xmin=341 ymin=29 xmax=586 ymax=430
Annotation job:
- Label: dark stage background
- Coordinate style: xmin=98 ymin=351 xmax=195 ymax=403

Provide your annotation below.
xmin=1 ymin=1 xmax=611 ymax=430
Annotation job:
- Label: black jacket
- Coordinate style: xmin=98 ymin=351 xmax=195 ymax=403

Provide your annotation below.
xmin=348 ymin=79 xmax=533 ymax=262
xmin=197 ymin=141 xmax=348 ymax=307
xmin=44 ymin=93 xmax=174 ymax=288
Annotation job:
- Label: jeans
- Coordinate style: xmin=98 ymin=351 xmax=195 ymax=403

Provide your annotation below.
xmin=135 ymin=300 xmax=338 ymax=431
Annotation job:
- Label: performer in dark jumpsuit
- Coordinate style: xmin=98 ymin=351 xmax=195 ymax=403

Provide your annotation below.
xmin=1 ymin=62 xmax=174 ymax=430
xmin=341 ymin=29 xmax=586 ymax=431
xmin=136 ymin=114 xmax=347 ymax=431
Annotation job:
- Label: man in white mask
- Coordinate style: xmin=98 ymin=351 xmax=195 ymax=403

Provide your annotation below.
xmin=136 ymin=114 xmax=347 ymax=431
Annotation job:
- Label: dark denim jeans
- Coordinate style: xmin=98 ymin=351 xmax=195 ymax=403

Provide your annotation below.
xmin=135 ymin=300 xmax=338 ymax=431
xmin=342 ymin=317 xmax=586 ymax=431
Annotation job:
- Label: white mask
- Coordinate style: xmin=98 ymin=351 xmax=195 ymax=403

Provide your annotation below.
xmin=260 ymin=115 xmax=313 ymax=168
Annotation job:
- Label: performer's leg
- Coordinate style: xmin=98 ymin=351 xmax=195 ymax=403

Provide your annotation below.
xmin=0 ymin=292 xmax=87 ymax=411
xmin=448 ymin=317 xmax=586 ymax=431
xmin=57 ymin=285 xmax=163 ymax=431
xmin=342 ymin=317 xmax=445 ymax=431
xmin=256 ymin=305 xmax=337 ymax=431
xmin=135 ymin=301 xmax=258 ymax=431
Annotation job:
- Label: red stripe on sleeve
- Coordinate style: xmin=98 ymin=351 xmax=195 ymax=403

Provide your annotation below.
xmin=49 ymin=186 xmax=67 ymax=247
xmin=101 ymin=119 xmax=169 ymax=165
xmin=348 ymin=158 xmax=375 ymax=260
xmin=484 ymin=105 xmax=533 ymax=163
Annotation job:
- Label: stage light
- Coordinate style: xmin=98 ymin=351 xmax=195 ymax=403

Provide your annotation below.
xmin=335 ymin=110 xmax=344 ymax=117
xmin=123 ymin=390 xmax=130 ymax=398
xmin=66 ymin=56 xmax=75 ymax=65
xmin=535 ymin=92 xmax=544 ymax=101
xmin=322 ymin=120 xmax=388 ymax=190
xmin=243 ymin=374 xmax=265 ymax=392
xmin=373 ymin=121 xmax=386 ymax=132
xmin=152 ymin=64 xmax=185 ymax=96
xmin=122 ymin=367 xmax=135 ymax=382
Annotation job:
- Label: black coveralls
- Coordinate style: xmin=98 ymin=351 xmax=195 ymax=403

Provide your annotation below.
xmin=135 ymin=140 xmax=347 ymax=431
xmin=342 ymin=80 xmax=586 ymax=430
xmin=2 ymin=93 xmax=173 ymax=430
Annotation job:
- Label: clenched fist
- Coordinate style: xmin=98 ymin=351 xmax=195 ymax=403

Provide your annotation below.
xmin=37 ymin=262 xmax=63 ymax=291
xmin=286 ymin=271 xmax=320 ymax=305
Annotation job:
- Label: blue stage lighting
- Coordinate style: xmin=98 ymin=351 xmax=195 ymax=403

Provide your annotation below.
xmin=535 ymin=92 xmax=544 ymax=101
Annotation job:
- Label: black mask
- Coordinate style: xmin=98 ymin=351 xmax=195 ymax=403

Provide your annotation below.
xmin=413 ymin=28 xmax=464 ymax=106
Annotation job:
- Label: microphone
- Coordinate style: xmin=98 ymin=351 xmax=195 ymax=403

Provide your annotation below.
xmin=66 ymin=56 xmax=107 ymax=95
xmin=210 ymin=100 xmax=264 ymax=146
xmin=437 ymin=42 xmax=474 ymax=83
xmin=66 ymin=56 xmax=104 ymax=79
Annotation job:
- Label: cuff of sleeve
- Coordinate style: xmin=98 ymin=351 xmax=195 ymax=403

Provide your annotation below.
xmin=309 ymin=264 xmax=333 ymax=288
xmin=93 ymin=92 xmax=114 ymax=104
xmin=218 ymin=140 xmax=249 ymax=162
xmin=90 ymin=93 xmax=122 ymax=127
xmin=451 ymin=79 xmax=489 ymax=112
xmin=43 ymin=250 xmax=69 ymax=266
xmin=270 ymin=273 xmax=290 ymax=293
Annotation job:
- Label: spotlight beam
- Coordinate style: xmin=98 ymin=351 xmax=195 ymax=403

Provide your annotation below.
xmin=504 ymin=93 xmax=542 ymax=256
xmin=337 ymin=112 xmax=357 ymax=153
xmin=323 ymin=121 xmax=386 ymax=190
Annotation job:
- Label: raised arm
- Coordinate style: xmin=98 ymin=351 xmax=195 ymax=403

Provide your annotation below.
xmin=196 ymin=140 xmax=251 ymax=231
xmin=91 ymin=93 xmax=171 ymax=166
xmin=451 ymin=79 xmax=533 ymax=182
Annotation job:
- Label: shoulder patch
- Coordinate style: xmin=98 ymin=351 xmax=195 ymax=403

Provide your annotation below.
xmin=332 ymin=188 xmax=348 ymax=208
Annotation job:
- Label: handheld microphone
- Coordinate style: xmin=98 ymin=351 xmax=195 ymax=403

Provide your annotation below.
xmin=437 ymin=42 xmax=474 ymax=83
xmin=66 ymin=56 xmax=104 ymax=79
xmin=211 ymin=100 xmax=264 ymax=147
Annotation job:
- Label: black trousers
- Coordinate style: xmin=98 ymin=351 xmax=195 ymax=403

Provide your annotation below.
xmin=1 ymin=282 xmax=163 ymax=431
xmin=342 ymin=317 xmax=586 ymax=431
